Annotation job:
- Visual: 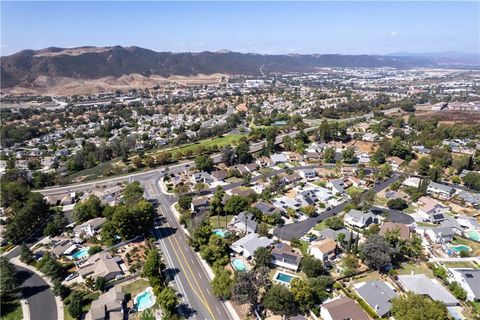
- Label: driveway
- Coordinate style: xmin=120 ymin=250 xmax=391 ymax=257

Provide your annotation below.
xmin=370 ymin=206 xmax=415 ymax=224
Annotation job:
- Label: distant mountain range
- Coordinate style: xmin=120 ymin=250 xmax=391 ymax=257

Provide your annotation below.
xmin=1 ymin=46 xmax=478 ymax=91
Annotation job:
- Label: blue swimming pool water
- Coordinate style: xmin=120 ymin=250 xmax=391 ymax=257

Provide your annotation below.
xmin=467 ymin=230 xmax=480 ymax=242
xmin=136 ymin=290 xmax=155 ymax=311
xmin=71 ymin=248 xmax=89 ymax=260
xmin=449 ymin=245 xmax=471 ymax=253
xmin=232 ymin=258 xmax=246 ymax=271
xmin=276 ymin=272 xmax=294 ymax=283
xmin=213 ymin=229 xmax=226 ymax=237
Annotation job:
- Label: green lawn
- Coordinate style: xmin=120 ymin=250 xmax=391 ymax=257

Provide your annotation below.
xmin=374 ymin=196 xmax=388 ymax=206
xmin=314 ymin=221 xmax=327 ymax=231
xmin=166 ymin=134 xmax=245 ymax=158
xmin=121 ymin=278 xmax=149 ymax=296
xmin=63 ymin=159 xmax=116 ymax=182
xmin=443 ymin=261 xmax=478 ymax=269
xmin=346 ymin=186 xmax=364 ymax=197
xmin=397 ymin=262 xmax=434 ymax=278
xmin=470 ymin=301 xmax=480 ymax=314
xmin=404 ymin=204 xmax=417 ymax=214
xmin=0 ymin=300 xmax=22 ymax=320
xmin=209 ymin=215 xmax=234 ymax=230
xmin=416 ymin=221 xmax=437 ymax=228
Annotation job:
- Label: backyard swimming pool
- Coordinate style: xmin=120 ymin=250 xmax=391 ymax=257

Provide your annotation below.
xmin=232 ymin=258 xmax=247 ymax=271
xmin=213 ymin=229 xmax=227 ymax=237
xmin=274 ymin=271 xmax=298 ymax=285
xmin=71 ymin=247 xmax=89 ymax=260
xmin=135 ymin=287 xmax=156 ymax=311
xmin=449 ymin=245 xmax=472 ymax=254
xmin=467 ymin=230 xmax=480 ymax=242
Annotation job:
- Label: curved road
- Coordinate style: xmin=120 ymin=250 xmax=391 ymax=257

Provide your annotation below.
xmin=15 ymin=265 xmax=57 ymax=320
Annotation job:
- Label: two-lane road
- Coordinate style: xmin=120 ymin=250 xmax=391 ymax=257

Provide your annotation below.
xmin=143 ymin=180 xmax=233 ymax=320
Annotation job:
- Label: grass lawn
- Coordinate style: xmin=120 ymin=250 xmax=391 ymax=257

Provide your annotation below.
xmin=404 ymin=204 xmax=417 ymax=214
xmin=416 ymin=221 xmax=437 ymax=228
xmin=314 ymin=221 xmax=327 ymax=231
xmin=298 ymin=240 xmax=310 ymax=256
xmin=470 ymin=301 xmax=480 ymax=314
xmin=313 ymin=179 xmax=327 ymax=187
xmin=351 ymin=271 xmax=383 ymax=284
xmin=63 ymin=159 xmax=116 ymax=182
xmin=277 ymin=163 xmax=288 ymax=169
xmin=397 ymin=262 xmax=434 ymax=278
xmin=0 ymin=300 xmax=22 ymax=320
xmin=209 ymin=215 xmax=234 ymax=230
xmin=258 ymin=167 xmax=274 ymax=175
xmin=374 ymin=196 xmax=388 ymax=206
xmin=346 ymin=186 xmax=364 ymax=197
xmin=121 ymin=278 xmax=149 ymax=296
xmin=452 ymin=236 xmax=480 ymax=256
xmin=165 ymin=134 xmax=245 ymax=158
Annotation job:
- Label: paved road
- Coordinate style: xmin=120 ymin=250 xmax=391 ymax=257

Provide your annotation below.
xmin=143 ymin=180 xmax=233 ymax=320
xmin=273 ymin=174 xmax=401 ymax=240
xmin=370 ymin=206 xmax=414 ymax=224
xmin=15 ymin=265 xmax=57 ymax=320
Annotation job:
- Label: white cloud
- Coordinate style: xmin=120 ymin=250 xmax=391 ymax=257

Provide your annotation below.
xmin=389 ymin=31 xmax=399 ymax=37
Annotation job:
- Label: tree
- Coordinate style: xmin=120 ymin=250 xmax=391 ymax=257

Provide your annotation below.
xmin=309 ymin=276 xmax=332 ymax=302
xmin=236 ymin=138 xmax=252 ymax=164
xmin=211 ymin=268 xmax=233 ymax=300
xmin=68 ymin=292 xmax=83 ymax=319
xmin=301 ymin=256 xmax=324 ymax=278
xmin=391 ymin=293 xmax=448 ymax=320
xmin=253 ymin=247 xmax=272 ymax=268
xmin=73 ymin=195 xmax=104 ymax=223
xmin=200 ymin=235 xmax=229 ymax=267
xmin=0 ymin=257 xmax=19 ymax=304
xmin=428 ymin=164 xmax=443 ymax=182
xmin=263 ymin=285 xmax=296 ymax=316
xmin=20 ymin=244 xmax=35 ymax=264
xmin=463 ymin=172 xmax=480 ymax=191
xmin=231 ymin=271 xmax=258 ymax=306
xmin=88 ymin=246 xmax=102 ymax=255
xmin=195 ymin=155 xmax=214 ymax=172
xmin=387 ymin=198 xmax=408 ymax=211
xmin=224 ymin=195 xmax=249 ymax=216
xmin=324 ymin=216 xmax=344 ymax=230
xmin=178 ymin=195 xmax=193 ymax=211
xmin=323 ymin=147 xmax=336 ymax=163
xmin=53 ymin=280 xmax=70 ymax=299
xmin=360 ymin=190 xmax=375 ymax=212
xmin=221 ymin=145 xmax=236 ymax=166
xmin=95 ymin=277 xmax=107 ymax=292
xmin=242 ymin=172 xmax=252 ymax=186
xmin=122 ymin=181 xmax=144 ymax=206
xmin=360 ymin=234 xmax=394 ymax=272
xmin=290 ymin=278 xmax=314 ymax=311
xmin=142 ymin=249 xmax=165 ymax=283
xmin=342 ymin=147 xmax=356 ymax=164
xmin=302 ymin=205 xmax=317 ymax=217
xmin=157 ymin=286 xmax=179 ymax=317
xmin=448 ymin=281 xmax=467 ymax=300
xmin=417 ymin=157 xmax=431 ymax=176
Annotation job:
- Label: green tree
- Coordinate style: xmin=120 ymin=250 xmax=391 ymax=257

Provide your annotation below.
xmin=53 ymin=280 xmax=70 ymax=299
xmin=263 ymin=285 xmax=296 ymax=316
xmin=253 ymin=247 xmax=272 ymax=268
xmin=88 ymin=246 xmax=102 ymax=255
xmin=360 ymin=234 xmax=394 ymax=272
xmin=68 ymin=292 xmax=83 ymax=319
xmin=200 ymin=235 xmax=229 ymax=267
xmin=224 ymin=195 xmax=249 ymax=216
xmin=73 ymin=195 xmax=104 ymax=223
xmin=142 ymin=249 xmax=165 ymax=283
xmin=290 ymin=278 xmax=314 ymax=311
xmin=323 ymin=147 xmax=336 ymax=163
xmin=417 ymin=157 xmax=431 ymax=176
xmin=448 ymin=281 xmax=467 ymax=301
xmin=195 ymin=155 xmax=214 ymax=172
xmin=463 ymin=172 xmax=480 ymax=191
xmin=231 ymin=271 xmax=258 ymax=306
xmin=20 ymin=244 xmax=35 ymax=264
xmin=211 ymin=268 xmax=233 ymax=300
xmin=236 ymin=138 xmax=252 ymax=164
xmin=122 ymin=182 xmax=145 ymax=206
xmin=342 ymin=147 xmax=356 ymax=164
xmin=95 ymin=277 xmax=107 ymax=292
xmin=178 ymin=195 xmax=193 ymax=211
xmin=391 ymin=293 xmax=448 ymax=320
xmin=0 ymin=257 xmax=19 ymax=305
xmin=301 ymin=256 xmax=324 ymax=278
xmin=387 ymin=198 xmax=408 ymax=210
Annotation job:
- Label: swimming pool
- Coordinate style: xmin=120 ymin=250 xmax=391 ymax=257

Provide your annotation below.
xmin=71 ymin=247 xmax=89 ymax=260
xmin=213 ymin=229 xmax=227 ymax=237
xmin=274 ymin=271 xmax=297 ymax=285
xmin=135 ymin=287 xmax=156 ymax=311
xmin=232 ymin=258 xmax=247 ymax=271
xmin=449 ymin=245 xmax=472 ymax=254
xmin=467 ymin=230 xmax=480 ymax=242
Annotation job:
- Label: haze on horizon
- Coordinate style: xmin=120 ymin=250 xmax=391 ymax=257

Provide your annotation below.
xmin=1 ymin=1 xmax=479 ymax=56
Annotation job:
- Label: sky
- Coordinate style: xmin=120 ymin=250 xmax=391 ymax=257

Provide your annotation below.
xmin=1 ymin=1 xmax=479 ymax=56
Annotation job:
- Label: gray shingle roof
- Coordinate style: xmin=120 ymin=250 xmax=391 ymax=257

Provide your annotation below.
xmin=398 ymin=274 xmax=459 ymax=306
xmin=356 ymin=281 xmax=396 ymax=317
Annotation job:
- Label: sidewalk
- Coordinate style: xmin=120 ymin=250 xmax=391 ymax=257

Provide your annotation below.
xmin=20 ymin=299 xmax=30 ymax=320
xmin=11 ymin=257 xmax=65 ymax=320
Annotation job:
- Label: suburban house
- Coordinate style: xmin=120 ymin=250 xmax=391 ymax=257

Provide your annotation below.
xmin=73 ymin=217 xmax=107 ymax=238
xmin=191 ymin=172 xmax=214 ymax=184
xmin=229 ymin=212 xmax=258 ymax=234
xmin=230 ymin=233 xmax=273 ymax=258
xmin=299 ymin=168 xmax=316 ymax=180
xmin=457 ymin=190 xmax=480 ymax=208
xmin=282 ymin=172 xmax=302 ymax=184
xmin=456 ymin=216 xmax=480 ymax=230
xmin=271 ymin=243 xmax=303 ymax=271
xmin=386 ymin=156 xmax=405 ymax=171
xmin=190 ymin=197 xmax=210 ymax=214
xmin=254 ymin=201 xmax=280 ymax=216
xmin=50 ymin=239 xmax=78 ymax=257
xmin=379 ymin=222 xmax=410 ymax=240
xmin=344 ymin=209 xmax=378 ymax=229
xmin=427 ymin=181 xmax=455 ymax=199
xmin=425 ymin=226 xmax=455 ymax=244
xmin=397 ymin=274 xmax=459 ymax=306
xmin=256 ymin=156 xmax=274 ymax=167
xmin=327 ymin=179 xmax=347 ymax=195
xmin=270 ymin=153 xmax=288 ymax=165
xmin=341 ymin=166 xmax=356 ymax=176
xmin=85 ymin=286 xmax=125 ymax=320
xmin=211 ymin=169 xmax=228 ymax=182
xmin=448 ymin=269 xmax=480 ymax=301
xmin=356 ymin=281 xmax=397 ymax=318
xmin=318 ymin=228 xmax=357 ymax=242
xmin=308 ymin=238 xmax=337 ymax=262
xmin=285 ymin=152 xmax=304 ymax=162
xmin=320 ymin=297 xmax=369 ymax=320
xmin=78 ymin=252 xmax=123 ymax=281
xmin=417 ymin=196 xmax=450 ymax=216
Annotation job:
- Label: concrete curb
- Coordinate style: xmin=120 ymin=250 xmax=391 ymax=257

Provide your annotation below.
xmin=20 ymin=299 xmax=30 ymax=320
xmin=11 ymin=257 xmax=65 ymax=320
